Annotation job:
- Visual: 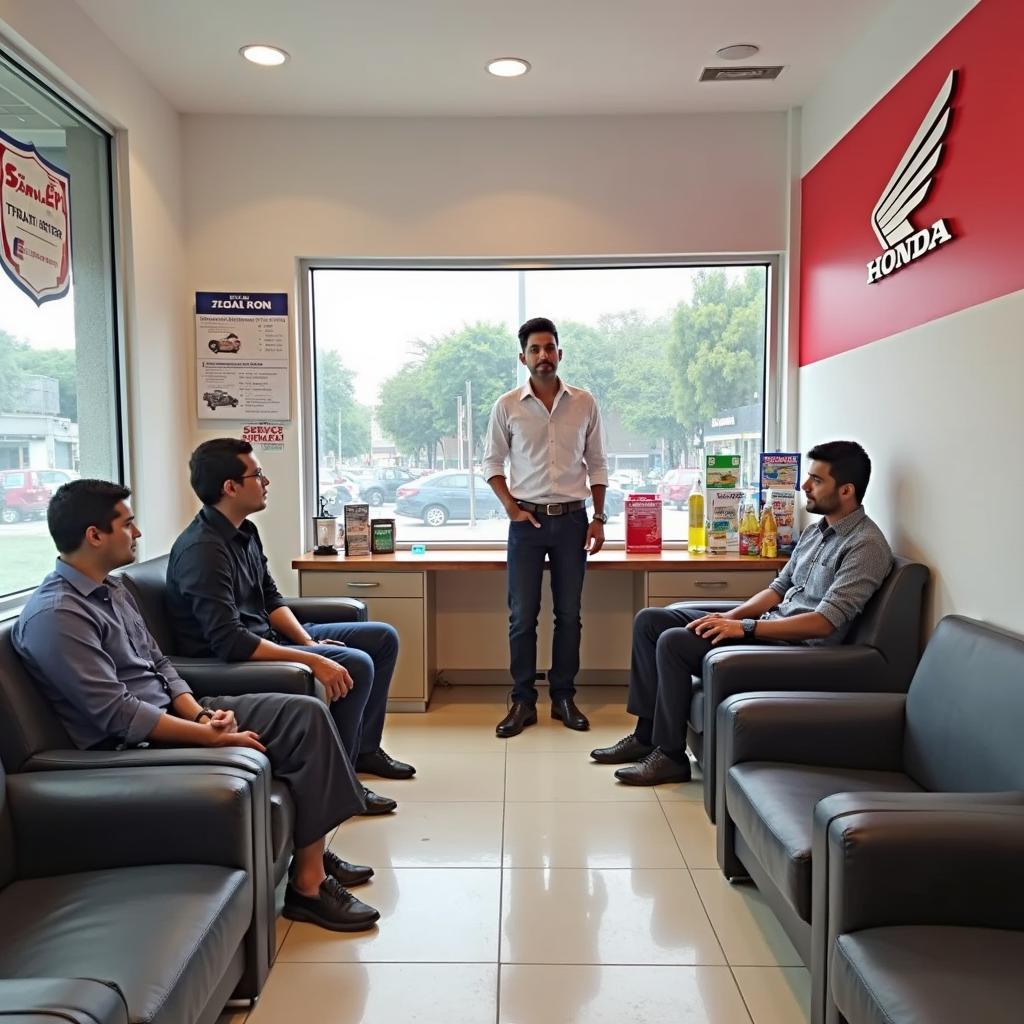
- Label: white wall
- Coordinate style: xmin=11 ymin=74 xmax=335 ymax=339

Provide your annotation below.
xmin=182 ymin=110 xmax=790 ymax=586
xmin=0 ymin=0 xmax=190 ymax=555
xmin=797 ymin=0 xmax=1023 ymax=634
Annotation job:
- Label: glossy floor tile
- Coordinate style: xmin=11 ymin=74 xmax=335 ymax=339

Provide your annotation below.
xmin=661 ymin=800 xmax=719 ymax=869
xmin=499 ymin=964 xmax=753 ymax=1024
xmin=333 ymin=800 xmax=503 ymax=868
xmin=501 ymin=868 xmax=725 ymax=966
xmin=502 ymin=801 xmax=686 ymax=869
xmin=368 ymin=751 xmax=507 ymax=802
xmin=690 ymin=872 xmax=803 ymax=967
xmin=248 ymin=963 xmax=497 ymax=1024
xmin=505 ymin=751 xmax=658 ymax=802
xmin=277 ymin=868 xmax=501 ymax=963
xmin=732 ymin=967 xmax=811 ymax=1024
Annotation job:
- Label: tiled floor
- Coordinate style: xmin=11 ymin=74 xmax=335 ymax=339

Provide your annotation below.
xmin=220 ymin=686 xmax=810 ymax=1024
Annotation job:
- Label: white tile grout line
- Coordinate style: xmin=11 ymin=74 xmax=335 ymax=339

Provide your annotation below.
xmin=496 ymin=726 xmax=509 ymax=1024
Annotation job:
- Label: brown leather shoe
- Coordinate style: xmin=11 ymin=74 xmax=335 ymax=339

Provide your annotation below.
xmin=551 ymin=697 xmax=590 ymax=731
xmin=496 ymin=702 xmax=538 ymax=738
xmin=614 ymin=748 xmax=692 ymax=786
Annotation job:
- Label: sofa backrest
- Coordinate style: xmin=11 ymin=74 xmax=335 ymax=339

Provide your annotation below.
xmin=904 ymin=615 xmax=1024 ymax=792
xmin=115 ymin=554 xmax=176 ymax=655
xmin=0 ymin=621 xmax=74 ymax=771
xmin=0 ymin=758 xmax=14 ymax=889
xmin=846 ymin=557 xmax=928 ymax=688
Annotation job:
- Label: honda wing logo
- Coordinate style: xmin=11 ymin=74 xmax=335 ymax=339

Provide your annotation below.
xmin=866 ymin=70 xmax=957 ymax=284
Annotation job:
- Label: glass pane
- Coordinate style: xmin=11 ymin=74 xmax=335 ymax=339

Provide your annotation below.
xmin=0 ymin=53 xmax=119 ymax=597
xmin=311 ymin=265 xmax=767 ymax=544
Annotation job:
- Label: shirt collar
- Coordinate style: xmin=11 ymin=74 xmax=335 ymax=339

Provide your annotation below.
xmin=53 ymin=558 xmax=109 ymax=597
xmin=518 ymin=379 xmax=574 ymax=401
xmin=200 ymin=504 xmax=254 ymax=542
xmin=817 ymin=505 xmax=866 ymax=539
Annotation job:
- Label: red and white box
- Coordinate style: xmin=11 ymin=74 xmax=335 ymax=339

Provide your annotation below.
xmin=625 ymin=493 xmax=662 ymax=553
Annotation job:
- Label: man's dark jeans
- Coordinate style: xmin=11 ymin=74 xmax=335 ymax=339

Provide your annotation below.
xmin=507 ymin=508 xmax=589 ymax=705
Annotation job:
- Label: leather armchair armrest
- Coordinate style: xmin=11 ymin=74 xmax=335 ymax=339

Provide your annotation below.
xmin=170 ymin=656 xmax=316 ymax=698
xmin=24 ymin=744 xmax=272 ymax=776
xmin=717 ymin=690 xmax=906 ymax=772
xmin=8 ymin=765 xmax=255 ymax=877
xmin=665 ymin=600 xmax=742 ymax=615
xmin=286 ymin=597 xmax=367 ymax=623
xmin=0 ymin=979 xmax=128 ymax=1024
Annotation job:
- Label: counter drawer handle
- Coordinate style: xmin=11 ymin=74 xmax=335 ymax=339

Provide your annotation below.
xmin=694 ymin=581 xmax=728 ymax=588
xmin=345 ymin=581 xmax=381 ymax=588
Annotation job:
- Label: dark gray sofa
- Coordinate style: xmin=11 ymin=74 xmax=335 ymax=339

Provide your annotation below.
xmin=0 ymin=759 xmax=255 ymax=1024
xmin=714 ymin=615 xmax=1024 ymax=1024
xmin=671 ymin=555 xmax=928 ymax=821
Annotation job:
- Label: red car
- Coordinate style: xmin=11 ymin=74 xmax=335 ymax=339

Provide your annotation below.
xmin=658 ymin=468 xmax=701 ymax=509
xmin=0 ymin=469 xmax=53 ymax=524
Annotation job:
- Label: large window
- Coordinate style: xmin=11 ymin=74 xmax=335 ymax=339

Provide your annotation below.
xmin=0 ymin=52 xmax=121 ymax=599
xmin=307 ymin=261 xmax=771 ymax=545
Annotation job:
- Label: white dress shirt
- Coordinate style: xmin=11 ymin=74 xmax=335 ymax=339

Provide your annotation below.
xmin=482 ymin=380 xmax=609 ymax=503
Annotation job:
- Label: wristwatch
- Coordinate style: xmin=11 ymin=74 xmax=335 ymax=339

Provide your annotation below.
xmin=193 ymin=708 xmax=214 ymax=723
xmin=591 ymin=512 xmax=608 ymax=524
xmin=741 ymin=618 xmax=757 ymax=639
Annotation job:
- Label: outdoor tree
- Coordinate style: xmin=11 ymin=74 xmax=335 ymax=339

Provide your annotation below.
xmin=16 ymin=347 xmax=77 ymax=421
xmin=0 ymin=331 xmax=27 ymax=414
xmin=376 ymin=364 xmax=441 ymax=466
xmin=315 ymin=349 xmax=371 ymax=461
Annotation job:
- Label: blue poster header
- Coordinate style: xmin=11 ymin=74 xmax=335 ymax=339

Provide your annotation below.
xmin=196 ymin=292 xmax=288 ymax=315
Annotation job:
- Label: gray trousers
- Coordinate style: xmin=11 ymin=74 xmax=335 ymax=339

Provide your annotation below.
xmin=200 ymin=692 xmax=366 ymax=847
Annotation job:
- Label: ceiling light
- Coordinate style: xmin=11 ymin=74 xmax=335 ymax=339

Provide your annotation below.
xmin=715 ymin=44 xmax=760 ymax=61
xmin=487 ymin=58 xmax=531 ymax=78
xmin=240 ymin=44 xmax=290 ymax=67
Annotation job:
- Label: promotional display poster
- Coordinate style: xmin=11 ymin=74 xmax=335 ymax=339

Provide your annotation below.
xmin=0 ymin=129 xmax=72 ymax=306
xmin=195 ymin=292 xmax=290 ymax=420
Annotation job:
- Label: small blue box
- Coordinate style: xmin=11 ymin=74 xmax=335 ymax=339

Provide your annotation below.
xmin=410 ymin=543 xmax=427 ymax=555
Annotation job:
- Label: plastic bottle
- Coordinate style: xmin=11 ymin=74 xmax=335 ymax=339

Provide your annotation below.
xmin=687 ymin=477 xmax=705 ymax=553
xmin=760 ymin=502 xmax=778 ymax=559
xmin=739 ymin=502 xmax=761 ymax=557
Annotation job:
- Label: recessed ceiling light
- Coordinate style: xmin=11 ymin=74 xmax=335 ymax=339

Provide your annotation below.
xmin=240 ymin=44 xmax=290 ymax=67
xmin=716 ymin=44 xmax=760 ymax=61
xmin=487 ymin=57 xmax=531 ymax=78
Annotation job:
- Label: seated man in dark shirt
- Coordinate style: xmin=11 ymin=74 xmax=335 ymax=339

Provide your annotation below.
xmin=166 ymin=438 xmax=413 ymax=817
xmin=13 ymin=479 xmax=379 ymax=932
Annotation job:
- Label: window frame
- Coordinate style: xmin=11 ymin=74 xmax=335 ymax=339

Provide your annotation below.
xmin=0 ymin=42 xmax=127 ymax=614
xmin=299 ymin=254 xmax=783 ymax=552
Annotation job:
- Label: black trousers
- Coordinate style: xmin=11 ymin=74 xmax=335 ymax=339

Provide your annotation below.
xmin=200 ymin=692 xmax=365 ymax=847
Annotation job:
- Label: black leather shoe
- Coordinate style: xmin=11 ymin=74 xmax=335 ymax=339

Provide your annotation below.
xmin=496 ymin=702 xmax=538 ymax=738
xmin=356 ymin=747 xmax=416 ymax=779
xmin=551 ymin=697 xmax=589 ymax=731
xmin=591 ymin=733 xmax=655 ymax=765
xmin=324 ymin=851 xmax=374 ymax=887
xmin=358 ymin=786 xmax=397 ymax=815
xmin=283 ymin=877 xmax=380 ymax=932
xmin=614 ymin=748 xmax=692 ymax=786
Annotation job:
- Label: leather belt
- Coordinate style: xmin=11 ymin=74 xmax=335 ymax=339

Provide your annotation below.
xmin=516 ymin=499 xmax=586 ymax=516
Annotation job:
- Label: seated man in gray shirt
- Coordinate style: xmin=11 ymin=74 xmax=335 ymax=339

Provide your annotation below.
xmin=13 ymin=479 xmax=379 ymax=932
xmin=592 ymin=440 xmax=894 ymax=786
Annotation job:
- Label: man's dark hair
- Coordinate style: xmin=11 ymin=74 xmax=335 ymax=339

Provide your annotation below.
xmin=189 ymin=438 xmax=253 ymax=505
xmin=807 ymin=440 xmax=872 ymax=503
xmin=518 ymin=317 xmax=559 ymax=351
xmin=47 ymin=479 xmax=132 ymax=554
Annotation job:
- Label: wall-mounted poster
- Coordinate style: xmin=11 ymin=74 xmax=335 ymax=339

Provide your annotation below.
xmin=195 ymin=292 xmax=290 ymax=420
xmin=0 ymin=129 xmax=72 ymax=306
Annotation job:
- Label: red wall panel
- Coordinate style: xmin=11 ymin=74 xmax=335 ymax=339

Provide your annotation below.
xmin=800 ymin=0 xmax=1024 ymax=366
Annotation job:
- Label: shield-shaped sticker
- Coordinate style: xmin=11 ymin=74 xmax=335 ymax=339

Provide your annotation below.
xmin=0 ymin=128 xmax=72 ymax=306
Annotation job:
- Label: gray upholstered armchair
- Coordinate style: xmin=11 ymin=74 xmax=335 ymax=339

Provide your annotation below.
xmin=673 ymin=555 xmax=928 ymax=821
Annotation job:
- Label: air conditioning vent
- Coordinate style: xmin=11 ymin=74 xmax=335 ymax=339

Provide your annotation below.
xmin=700 ymin=66 xmax=784 ymax=82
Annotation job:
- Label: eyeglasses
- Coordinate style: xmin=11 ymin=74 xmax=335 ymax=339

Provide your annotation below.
xmin=239 ymin=470 xmax=269 ymax=483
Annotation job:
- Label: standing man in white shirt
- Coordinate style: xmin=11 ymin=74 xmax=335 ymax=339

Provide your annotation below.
xmin=482 ymin=317 xmax=609 ymax=738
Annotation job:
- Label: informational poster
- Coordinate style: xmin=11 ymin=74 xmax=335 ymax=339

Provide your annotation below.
xmin=241 ymin=423 xmax=286 ymax=452
xmin=0 ymin=129 xmax=72 ymax=306
xmin=195 ymin=292 xmax=290 ymax=420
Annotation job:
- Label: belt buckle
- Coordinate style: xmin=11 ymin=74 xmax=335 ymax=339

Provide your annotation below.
xmin=545 ymin=502 xmax=563 ymax=516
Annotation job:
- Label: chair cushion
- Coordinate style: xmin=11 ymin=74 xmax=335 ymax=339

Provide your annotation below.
xmin=0 ymin=864 xmax=249 ymax=1024
xmin=726 ymin=763 xmax=921 ymax=921
xmin=270 ymin=780 xmax=295 ymax=883
xmin=688 ymin=676 xmax=704 ymax=734
xmin=832 ymin=925 xmax=1024 ymax=1024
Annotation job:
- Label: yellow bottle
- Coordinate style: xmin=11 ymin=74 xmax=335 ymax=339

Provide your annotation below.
xmin=739 ymin=503 xmax=761 ymax=556
xmin=760 ymin=502 xmax=778 ymax=559
xmin=687 ymin=477 xmax=705 ymax=553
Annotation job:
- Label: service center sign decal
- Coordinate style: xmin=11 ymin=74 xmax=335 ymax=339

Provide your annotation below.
xmin=0 ymin=129 xmax=71 ymax=306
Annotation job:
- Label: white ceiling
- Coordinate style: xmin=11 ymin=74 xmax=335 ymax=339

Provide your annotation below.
xmin=73 ymin=0 xmax=887 ymax=118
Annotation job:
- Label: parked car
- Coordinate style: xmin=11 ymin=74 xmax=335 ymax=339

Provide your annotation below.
xmin=395 ymin=471 xmax=504 ymax=526
xmin=202 ymin=389 xmax=239 ymax=410
xmin=592 ymin=485 xmax=625 ymax=519
xmin=658 ymin=467 xmax=701 ymax=509
xmin=207 ymin=332 xmax=241 ymax=353
xmin=36 ymin=468 xmax=80 ymax=489
xmin=350 ymin=467 xmax=416 ymax=507
xmin=318 ymin=483 xmax=361 ymax=517
xmin=0 ymin=469 xmax=53 ymax=524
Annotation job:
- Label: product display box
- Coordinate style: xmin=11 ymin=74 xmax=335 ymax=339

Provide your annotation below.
xmin=625 ymin=493 xmax=662 ymax=553
xmin=343 ymin=503 xmax=371 ymax=557
xmin=705 ymin=454 xmax=743 ymax=554
xmin=760 ymin=452 xmax=801 ymax=554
